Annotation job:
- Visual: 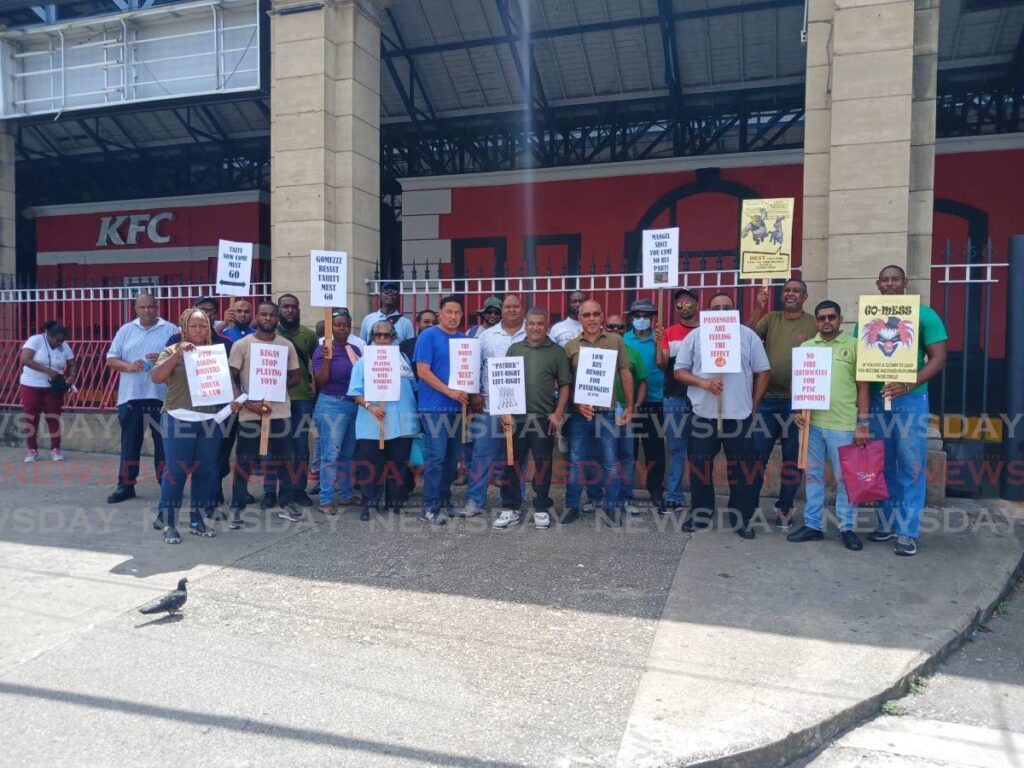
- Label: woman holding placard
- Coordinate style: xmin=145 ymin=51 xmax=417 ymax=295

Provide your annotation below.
xmin=150 ymin=308 xmax=242 ymax=544
xmin=348 ymin=321 xmax=419 ymax=520
xmin=312 ymin=310 xmax=362 ymax=515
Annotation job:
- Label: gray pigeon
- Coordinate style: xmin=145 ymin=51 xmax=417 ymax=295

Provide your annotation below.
xmin=139 ymin=577 xmax=188 ymax=615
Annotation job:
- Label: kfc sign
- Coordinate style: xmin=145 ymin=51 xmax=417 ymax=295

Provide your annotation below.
xmin=96 ymin=212 xmax=175 ymax=246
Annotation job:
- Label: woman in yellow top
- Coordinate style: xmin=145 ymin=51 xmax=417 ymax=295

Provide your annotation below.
xmin=150 ymin=308 xmax=241 ymax=544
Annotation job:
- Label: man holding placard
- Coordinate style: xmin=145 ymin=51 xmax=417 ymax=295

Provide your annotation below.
xmin=564 ymin=300 xmax=635 ymax=526
xmin=228 ymin=302 xmax=302 ymax=522
xmin=499 ymin=308 xmax=572 ymax=529
xmin=673 ymin=293 xmax=770 ymax=539
xmin=659 ymin=287 xmax=700 ymax=516
xmin=786 ymin=301 xmax=871 ymax=551
xmin=857 ymin=265 xmax=948 ymax=557
xmin=413 ymin=295 xmax=469 ymax=526
xmin=745 ymin=279 xmax=816 ymax=528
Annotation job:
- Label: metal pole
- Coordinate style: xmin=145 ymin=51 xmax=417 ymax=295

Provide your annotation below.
xmin=1001 ymin=235 xmax=1024 ymax=500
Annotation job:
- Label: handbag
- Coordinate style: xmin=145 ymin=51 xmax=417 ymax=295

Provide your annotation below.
xmin=49 ymin=374 xmax=70 ymax=395
xmin=838 ymin=440 xmax=889 ymax=504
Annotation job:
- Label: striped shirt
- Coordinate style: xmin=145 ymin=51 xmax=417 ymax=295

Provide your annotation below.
xmin=106 ymin=318 xmax=177 ymax=405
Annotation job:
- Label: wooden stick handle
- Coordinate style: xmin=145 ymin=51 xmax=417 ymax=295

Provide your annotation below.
xmin=716 ymin=375 xmax=724 ymax=433
xmin=505 ymin=420 xmax=514 ymax=466
xmin=461 ymin=403 xmax=468 ymax=444
xmin=323 ymin=307 xmax=333 ymax=360
xmin=259 ymin=413 xmax=270 ymax=456
xmin=379 ymin=402 xmax=386 ymax=450
xmin=797 ymin=409 xmax=810 ymax=470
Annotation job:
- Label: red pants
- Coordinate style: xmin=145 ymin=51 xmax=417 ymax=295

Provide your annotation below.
xmin=20 ymin=384 xmax=64 ymax=451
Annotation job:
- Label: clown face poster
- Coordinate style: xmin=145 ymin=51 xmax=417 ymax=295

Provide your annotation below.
xmin=856 ymin=295 xmax=920 ymax=383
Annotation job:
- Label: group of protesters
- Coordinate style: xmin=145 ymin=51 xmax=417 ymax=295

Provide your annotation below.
xmin=18 ymin=265 xmax=947 ymax=556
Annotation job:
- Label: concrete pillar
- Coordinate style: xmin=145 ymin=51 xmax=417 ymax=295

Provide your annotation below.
xmin=800 ymin=0 xmax=939 ymax=316
xmin=269 ymin=0 xmax=385 ymax=322
xmin=0 ymin=126 xmax=15 ymax=279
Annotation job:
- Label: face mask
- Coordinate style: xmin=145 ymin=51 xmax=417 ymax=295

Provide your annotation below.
xmin=632 ymin=317 xmax=651 ymax=332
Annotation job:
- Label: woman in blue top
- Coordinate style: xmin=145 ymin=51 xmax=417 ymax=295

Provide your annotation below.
xmin=348 ymin=320 xmax=420 ymax=520
xmin=312 ymin=310 xmax=362 ymax=515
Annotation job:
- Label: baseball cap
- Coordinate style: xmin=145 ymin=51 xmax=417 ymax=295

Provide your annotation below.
xmin=673 ymin=287 xmax=699 ymax=301
xmin=194 ymin=295 xmax=217 ymax=307
xmin=381 ymin=281 xmax=400 ymax=292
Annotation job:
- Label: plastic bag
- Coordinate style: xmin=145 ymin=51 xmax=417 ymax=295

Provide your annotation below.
xmin=838 ymin=440 xmax=889 ymax=504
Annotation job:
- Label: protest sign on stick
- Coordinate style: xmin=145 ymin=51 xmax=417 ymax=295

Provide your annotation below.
xmin=699 ymin=310 xmax=741 ymax=430
xmin=739 ymin=198 xmax=794 ymax=283
xmin=487 ymin=357 xmax=527 ymax=465
xmin=856 ymin=294 xmax=920 ymax=411
xmin=573 ymin=348 xmax=616 ymax=411
xmin=365 ymin=345 xmax=402 ymax=448
xmin=792 ymin=347 xmax=833 ymax=468
xmin=248 ymin=343 xmax=289 ymax=455
xmin=310 ymin=250 xmax=348 ymax=360
xmin=449 ymin=338 xmax=481 ymax=443
xmin=642 ymin=228 xmax=679 ymax=289
xmin=216 ymin=240 xmax=253 ymax=297
xmin=184 ymin=344 xmax=234 ymax=407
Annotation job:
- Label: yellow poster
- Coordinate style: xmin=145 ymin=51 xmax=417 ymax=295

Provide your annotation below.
xmin=739 ymin=197 xmax=794 ymax=280
xmin=855 ymin=295 xmax=921 ymax=383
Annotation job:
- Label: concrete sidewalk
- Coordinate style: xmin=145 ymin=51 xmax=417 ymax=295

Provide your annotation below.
xmin=0 ymin=446 xmax=1020 ymax=767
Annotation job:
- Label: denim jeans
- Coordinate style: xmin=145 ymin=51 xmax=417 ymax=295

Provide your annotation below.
xmin=803 ymin=425 xmax=857 ymax=532
xmin=687 ymin=415 xmax=755 ymax=524
xmin=315 ymin=394 xmax=357 ymax=505
xmin=420 ymin=412 xmax=463 ymax=512
xmin=663 ymin=397 xmax=691 ymax=506
xmin=265 ymin=399 xmax=313 ymax=494
xmin=751 ymin=397 xmax=802 ymax=513
xmin=158 ymin=413 xmax=221 ymax=529
xmin=634 ymin=402 xmax=665 ymax=503
xmin=617 ymin=417 xmax=637 ymax=502
xmin=117 ymin=398 xmax=165 ymax=488
xmin=466 ymin=414 xmax=502 ymax=508
xmin=870 ymin=390 xmax=929 ymax=538
xmin=566 ymin=411 xmax=620 ymax=512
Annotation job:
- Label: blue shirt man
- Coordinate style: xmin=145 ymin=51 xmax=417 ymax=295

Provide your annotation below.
xmin=623 ymin=298 xmax=667 ymax=508
xmin=360 ymin=281 xmax=414 ymax=344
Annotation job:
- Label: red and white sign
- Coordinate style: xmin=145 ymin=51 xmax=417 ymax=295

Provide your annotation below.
xmin=448 ymin=338 xmax=481 ymax=393
xmin=247 ymin=343 xmax=288 ymax=403
xmin=184 ymin=345 xmax=234 ymax=407
xmin=791 ymin=348 xmax=832 ymax=410
xmin=699 ymin=311 xmax=742 ymax=373
xmin=364 ymin=345 xmax=402 ymax=402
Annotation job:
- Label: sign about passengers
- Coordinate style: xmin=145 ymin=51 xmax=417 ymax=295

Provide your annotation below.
xmin=642 ymin=227 xmax=679 ymax=288
xmin=699 ymin=310 xmax=742 ymax=374
xmin=791 ymin=348 xmax=832 ymax=410
xmin=310 ymin=250 xmax=347 ymax=308
xmin=573 ymin=348 xmax=616 ymax=409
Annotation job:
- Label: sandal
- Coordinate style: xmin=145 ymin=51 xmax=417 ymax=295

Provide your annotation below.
xmin=163 ymin=527 xmax=181 ymax=545
xmin=189 ymin=522 xmax=216 ymax=538
xmin=318 ymin=504 xmax=336 ymax=516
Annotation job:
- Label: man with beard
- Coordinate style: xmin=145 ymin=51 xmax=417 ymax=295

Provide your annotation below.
xmin=219 ymin=299 xmax=256 ymax=343
xmin=359 ymin=281 xmax=414 ymax=344
xmin=745 ymin=279 xmax=817 ymax=529
xmin=860 ymin=265 xmax=947 ymax=557
xmin=549 ymin=290 xmax=587 ymax=347
xmin=658 ymin=287 xmax=700 ymax=516
xmin=261 ymin=294 xmax=318 ymax=508
xmin=228 ymin=302 xmax=302 ymax=521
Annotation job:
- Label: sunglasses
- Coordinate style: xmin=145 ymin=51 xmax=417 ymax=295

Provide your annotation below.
xmin=580 ymin=311 xmax=602 ymax=319
xmin=483 ymin=308 xmax=501 ymax=315
xmin=605 ymin=324 xmax=625 ymax=331
xmin=675 ymin=302 xmax=695 ymax=310
xmin=373 ymin=332 xmax=395 ymax=338
xmin=816 ymin=314 xmax=839 ymax=322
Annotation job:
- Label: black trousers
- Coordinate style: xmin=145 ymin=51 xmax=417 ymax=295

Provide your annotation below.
xmin=499 ymin=416 xmax=555 ymax=512
xmin=117 ymin=398 xmax=165 ymax=488
xmin=354 ymin=437 xmax=412 ymax=507
xmin=687 ymin=415 xmax=756 ymax=525
xmin=634 ymin=402 xmax=666 ymax=503
xmin=218 ymin=415 xmax=238 ymax=481
xmin=232 ymin=417 xmax=296 ymax=507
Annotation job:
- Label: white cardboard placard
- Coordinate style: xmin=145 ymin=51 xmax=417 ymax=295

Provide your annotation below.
xmin=448 ymin=337 xmax=481 ymax=393
xmin=310 ymin=250 xmax=347 ymax=308
xmin=791 ymin=347 xmax=833 ymax=410
xmin=642 ymin=227 xmax=679 ymax=289
xmin=184 ymin=344 xmax=235 ymax=407
xmin=699 ymin=310 xmax=742 ymax=374
xmin=215 ymin=239 xmax=253 ymax=297
xmin=486 ymin=357 xmax=527 ymax=415
xmin=364 ymin=345 xmax=402 ymax=402
xmin=573 ymin=347 xmax=616 ymax=408
xmin=247 ymin=343 xmax=288 ymax=402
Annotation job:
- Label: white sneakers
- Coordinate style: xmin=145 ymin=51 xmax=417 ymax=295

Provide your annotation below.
xmin=493 ymin=509 xmax=521 ymax=528
xmin=51 ymin=449 xmax=63 ymax=462
xmin=23 ymin=449 xmax=62 ymax=462
xmin=458 ymin=500 xmax=483 ymax=517
xmin=624 ymin=502 xmax=640 ymax=516
xmin=533 ymin=511 xmax=550 ymax=529
xmin=24 ymin=450 xmax=38 ymax=463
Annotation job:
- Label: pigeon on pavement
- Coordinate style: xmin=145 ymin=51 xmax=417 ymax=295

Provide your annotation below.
xmin=139 ymin=577 xmax=188 ymax=615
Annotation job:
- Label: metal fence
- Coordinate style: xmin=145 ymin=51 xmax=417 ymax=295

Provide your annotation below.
xmin=0 ymin=281 xmax=272 ymax=410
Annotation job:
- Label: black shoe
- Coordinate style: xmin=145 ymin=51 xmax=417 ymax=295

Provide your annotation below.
xmin=681 ymin=516 xmax=697 ymax=533
xmin=601 ymin=508 xmax=622 ymax=528
xmin=561 ymin=508 xmax=579 ymax=524
xmin=309 ymin=483 xmax=321 ymax=496
xmin=205 ymin=508 xmax=225 ymax=521
xmin=787 ymin=525 xmax=824 ymax=543
xmin=894 ymin=536 xmax=917 ymax=556
xmin=736 ymin=526 xmax=755 ymax=540
xmin=228 ymin=506 xmax=246 ymax=530
xmin=189 ymin=520 xmax=216 ymax=538
xmin=246 ymin=493 xmax=256 ymax=505
xmin=152 ymin=513 xmax=164 ymax=530
xmin=868 ymin=529 xmax=896 ymax=543
xmin=681 ymin=513 xmax=711 ymax=533
xmin=293 ymin=490 xmax=315 ymax=508
xmin=260 ymin=491 xmax=278 ymax=510
xmin=277 ymin=502 xmax=302 ymax=522
xmin=841 ymin=530 xmax=863 ymax=551
xmin=163 ymin=526 xmax=181 ymax=544
xmin=359 ymin=506 xmax=371 ymax=521
xmin=107 ymin=486 xmax=136 ymax=504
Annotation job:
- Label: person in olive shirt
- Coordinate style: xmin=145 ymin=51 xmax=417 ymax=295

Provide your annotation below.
xmin=786 ymin=301 xmax=870 ymax=551
xmin=494 ymin=308 xmax=572 ymax=530
xmin=564 ymin=300 xmax=635 ymax=526
xmin=262 ymin=293 xmax=318 ymax=509
xmin=745 ymin=278 xmax=817 ymax=528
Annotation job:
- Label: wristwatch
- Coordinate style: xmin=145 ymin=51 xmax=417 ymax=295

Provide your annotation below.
xmin=857 ymin=418 xmax=870 ymax=427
